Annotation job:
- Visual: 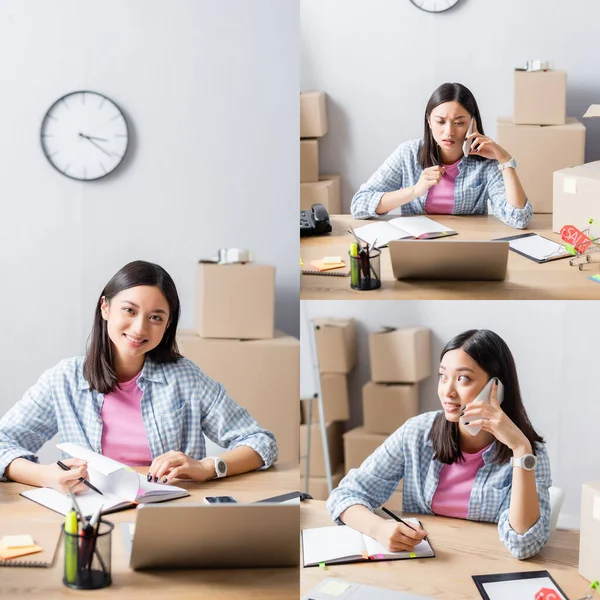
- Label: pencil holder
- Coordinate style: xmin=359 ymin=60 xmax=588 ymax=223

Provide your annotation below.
xmin=62 ymin=519 xmax=113 ymax=590
xmin=349 ymin=249 xmax=381 ymax=291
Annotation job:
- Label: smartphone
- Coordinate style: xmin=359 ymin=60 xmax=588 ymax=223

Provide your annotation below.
xmin=462 ymin=117 xmax=475 ymax=157
xmin=203 ymin=496 xmax=238 ymax=504
xmin=461 ymin=378 xmax=505 ymax=437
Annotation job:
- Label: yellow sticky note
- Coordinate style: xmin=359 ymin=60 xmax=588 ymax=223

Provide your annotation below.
xmin=0 ymin=544 xmax=43 ymax=560
xmin=563 ymin=177 xmax=577 ymax=195
xmin=323 ymin=256 xmax=342 ymax=264
xmin=319 ymin=580 xmax=351 ymax=596
xmin=2 ymin=535 xmax=35 ymax=548
xmin=409 ymin=552 xmax=417 ymax=558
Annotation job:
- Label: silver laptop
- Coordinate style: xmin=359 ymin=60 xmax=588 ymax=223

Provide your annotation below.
xmin=121 ymin=503 xmax=299 ymax=570
xmin=389 ymin=240 xmax=509 ymax=281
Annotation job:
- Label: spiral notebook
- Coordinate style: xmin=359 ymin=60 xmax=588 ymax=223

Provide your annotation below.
xmin=0 ymin=521 xmax=61 ymax=568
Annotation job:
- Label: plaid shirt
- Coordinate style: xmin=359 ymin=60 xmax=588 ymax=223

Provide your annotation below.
xmin=0 ymin=356 xmax=278 ymax=478
xmin=351 ymin=139 xmax=533 ymax=230
xmin=327 ymin=411 xmax=551 ymax=560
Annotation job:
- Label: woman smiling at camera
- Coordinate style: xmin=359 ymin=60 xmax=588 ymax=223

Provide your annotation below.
xmin=327 ymin=329 xmax=550 ymax=560
xmin=351 ymin=82 xmax=532 ymax=229
xmin=0 ymin=261 xmax=276 ymax=492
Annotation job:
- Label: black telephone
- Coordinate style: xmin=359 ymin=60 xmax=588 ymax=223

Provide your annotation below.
xmin=300 ymin=203 xmax=332 ymax=237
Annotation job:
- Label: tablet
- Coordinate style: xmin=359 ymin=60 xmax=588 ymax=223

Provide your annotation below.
xmin=472 ymin=570 xmax=568 ymax=600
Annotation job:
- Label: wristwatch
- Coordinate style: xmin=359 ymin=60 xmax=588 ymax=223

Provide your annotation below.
xmin=510 ymin=453 xmax=537 ymax=471
xmin=498 ymin=157 xmax=517 ymax=171
xmin=205 ymin=456 xmax=228 ymax=479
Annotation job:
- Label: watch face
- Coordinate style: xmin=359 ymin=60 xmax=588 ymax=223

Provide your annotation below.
xmin=216 ymin=459 xmax=227 ymax=476
xmin=40 ymin=91 xmax=129 ymax=181
xmin=409 ymin=0 xmax=461 ymax=13
xmin=523 ymin=455 xmax=537 ymax=470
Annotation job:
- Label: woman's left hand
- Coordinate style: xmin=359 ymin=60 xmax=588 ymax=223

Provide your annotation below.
xmin=466 ymin=123 xmax=511 ymax=163
xmin=461 ymin=381 xmax=531 ymax=453
xmin=147 ymin=451 xmax=212 ymax=484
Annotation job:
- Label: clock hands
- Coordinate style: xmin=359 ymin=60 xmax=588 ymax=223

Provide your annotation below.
xmin=79 ymin=132 xmax=112 ymax=157
xmin=79 ymin=133 xmax=108 ymax=142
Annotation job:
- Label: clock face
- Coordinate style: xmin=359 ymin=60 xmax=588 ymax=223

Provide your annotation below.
xmin=40 ymin=91 xmax=129 ymax=181
xmin=409 ymin=0 xmax=461 ymax=13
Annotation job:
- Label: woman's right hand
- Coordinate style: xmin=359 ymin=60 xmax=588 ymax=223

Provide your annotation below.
xmin=413 ymin=165 xmax=445 ymax=197
xmin=375 ymin=519 xmax=428 ymax=552
xmin=41 ymin=458 xmax=90 ymax=494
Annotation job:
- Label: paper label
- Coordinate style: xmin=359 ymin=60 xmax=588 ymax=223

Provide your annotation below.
xmin=409 ymin=552 xmax=417 ymax=558
xmin=562 ymin=177 xmax=577 ymax=194
xmin=593 ymin=494 xmax=600 ymax=522
xmin=319 ymin=580 xmax=351 ymax=596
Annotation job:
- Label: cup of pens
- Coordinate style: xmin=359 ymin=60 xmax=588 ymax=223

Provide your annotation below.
xmin=62 ymin=515 xmax=113 ymax=589
xmin=349 ymin=244 xmax=381 ymax=291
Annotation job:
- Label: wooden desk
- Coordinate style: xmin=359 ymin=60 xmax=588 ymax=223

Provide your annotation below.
xmin=0 ymin=464 xmax=299 ymax=599
xmin=301 ymin=214 xmax=600 ymax=299
xmin=301 ymin=501 xmax=587 ymax=599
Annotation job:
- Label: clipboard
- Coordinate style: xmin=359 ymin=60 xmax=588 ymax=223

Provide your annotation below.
xmin=492 ymin=232 xmax=570 ymax=264
xmin=472 ymin=570 xmax=568 ymax=599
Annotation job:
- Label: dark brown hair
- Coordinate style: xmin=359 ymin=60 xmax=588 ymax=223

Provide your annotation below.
xmin=429 ymin=329 xmax=544 ymax=465
xmin=418 ymin=82 xmax=486 ymax=169
xmin=83 ymin=260 xmax=181 ymax=394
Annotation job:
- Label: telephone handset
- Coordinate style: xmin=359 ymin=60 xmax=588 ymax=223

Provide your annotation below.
xmin=300 ymin=203 xmax=332 ymax=237
xmin=462 ymin=117 xmax=475 ymax=158
xmin=460 ymin=377 xmax=504 ymax=437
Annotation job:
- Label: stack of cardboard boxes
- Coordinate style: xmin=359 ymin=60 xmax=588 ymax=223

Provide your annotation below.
xmin=497 ymin=68 xmax=585 ymax=215
xmin=300 ymin=318 xmax=357 ymax=499
xmin=177 ymin=262 xmax=299 ymax=464
xmin=300 ymin=91 xmax=342 ymax=214
xmin=344 ymin=327 xmax=431 ymax=509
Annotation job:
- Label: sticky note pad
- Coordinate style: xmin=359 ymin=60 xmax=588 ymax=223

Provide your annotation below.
xmin=323 ymin=256 xmax=342 ymax=264
xmin=319 ymin=580 xmax=351 ymax=596
xmin=563 ymin=177 xmax=577 ymax=194
xmin=0 ymin=544 xmax=43 ymax=560
xmin=2 ymin=535 xmax=35 ymax=548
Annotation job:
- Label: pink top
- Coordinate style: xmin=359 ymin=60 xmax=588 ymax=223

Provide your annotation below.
xmin=100 ymin=372 xmax=153 ymax=466
xmin=431 ymin=443 xmax=491 ymax=519
xmin=424 ymin=158 xmax=460 ymax=214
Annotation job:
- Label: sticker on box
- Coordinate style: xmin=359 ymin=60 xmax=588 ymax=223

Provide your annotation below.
xmin=562 ymin=177 xmax=578 ymax=194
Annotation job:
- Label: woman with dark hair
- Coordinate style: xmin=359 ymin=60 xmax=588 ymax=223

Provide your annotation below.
xmin=327 ymin=329 xmax=551 ymax=559
xmin=0 ymin=261 xmax=277 ymax=493
xmin=351 ymin=82 xmax=532 ymax=229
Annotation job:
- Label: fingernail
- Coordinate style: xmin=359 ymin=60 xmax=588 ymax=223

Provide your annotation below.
xmin=147 ymin=473 xmax=152 ymax=481
xmin=162 ymin=477 xmax=168 ymax=483
xmin=153 ymin=476 xmax=158 ymax=483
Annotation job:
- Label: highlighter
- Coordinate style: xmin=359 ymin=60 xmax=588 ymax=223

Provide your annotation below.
xmin=64 ymin=507 xmax=79 ymax=584
xmin=350 ymin=242 xmax=359 ymax=288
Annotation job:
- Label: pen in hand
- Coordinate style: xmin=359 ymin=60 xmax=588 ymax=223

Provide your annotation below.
xmin=57 ymin=460 xmax=103 ymax=495
xmin=381 ymin=506 xmax=428 ymax=541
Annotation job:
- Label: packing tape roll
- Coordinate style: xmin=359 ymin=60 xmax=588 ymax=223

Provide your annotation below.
xmin=217 ymin=248 xmax=255 ymax=264
xmin=526 ymin=59 xmax=550 ymax=72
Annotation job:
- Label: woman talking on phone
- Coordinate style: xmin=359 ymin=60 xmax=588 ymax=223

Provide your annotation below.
xmin=0 ymin=261 xmax=277 ymax=492
xmin=351 ymin=82 xmax=533 ymax=229
xmin=327 ymin=329 xmax=551 ymax=559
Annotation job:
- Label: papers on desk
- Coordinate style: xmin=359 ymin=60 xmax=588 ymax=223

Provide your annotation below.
xmin=493 ymin=232 xmax=570 ymax=263
xmin=353 ymin=216 xmax=457 ymax=248
xmin=302 ymin=578 xmax=435 ymax=599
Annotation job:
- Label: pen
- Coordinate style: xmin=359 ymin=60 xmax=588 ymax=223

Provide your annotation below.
xmin=57 ymin=460 xmax=104 ymax=496
xmin=381 ymin=506 xmax=427 ymax=540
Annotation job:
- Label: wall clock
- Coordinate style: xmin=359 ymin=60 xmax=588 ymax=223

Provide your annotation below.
xmin=409 ymin=0 xmax=461 ymax=13
xmin=40 ymin=91 xmax=129 ymax=181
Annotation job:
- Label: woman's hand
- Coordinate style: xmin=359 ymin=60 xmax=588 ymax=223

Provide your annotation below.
xmin=466 ymin=121 xmax=511 ymax=163
xmin=374 ymin=519 xmax=428 ymax=552
xmin=147 ymin=451 xmax=213 ymax=484
xmin=461 ymin=381 xmax=531 ymax=453
xmin=41 ymin=458 xmax=90 ymax=494
xmin=413 ymin=165 xmax=446 ymax=197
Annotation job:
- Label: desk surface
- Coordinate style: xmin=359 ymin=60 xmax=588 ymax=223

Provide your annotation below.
xmin=300 ymin=214 xmax=600 ymax=300
xmin=0 ymin=464 xmax=299 ymax=600
xmin=300 ymin=501 xmax=587 ymax=600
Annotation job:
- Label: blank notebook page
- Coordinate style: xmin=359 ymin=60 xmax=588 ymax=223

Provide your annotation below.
xmin=302 ymin=526 xmax=365 ymax=564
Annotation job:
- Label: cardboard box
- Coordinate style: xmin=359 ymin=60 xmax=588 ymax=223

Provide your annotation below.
xmin=195 ymin=262 xmax=274 ymax=340
xmin=497 ymin=118 xmax=585 ymax=214
xmin=176 ymin=330 xmax=299 ymax=463
xmin=312 ymin=318 xmax=357 ymax=373
xmin=300 ymin=91 xmax=328 ymax=138
xmin=362 ymin=381 xmax=418 ymax=435
xmin=300 ymin=421 xmax=344 ymax=478
xmin=553 ymin=161 xmax=600 ymax=233
xmin=343 ymin=426 xmax=387 ymax=471
xmin=300 ymin=139 xmax=319 ymax=183
xmin=301 ymin=374 xmax=350 ymax=423
xmin=300 ymin=465 xmax=344 ymax=501
xmin=300 ymin=173 xmax=341 ymax=213
xmin=369 ymin=327 xmax=431 ymax=383
xmin=579 ymin=481 xmax=600 ymax=582
xmin=514 ymin=70 xmax=566 ymax=125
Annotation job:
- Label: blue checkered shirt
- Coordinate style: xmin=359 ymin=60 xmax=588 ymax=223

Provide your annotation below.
xmin=327 ymin=411 xmax=551 ymax=560
xmin=351 ymin=139 xmax=533 ymax=229
xmin=0 ymin=356 xmax=278 ymax=479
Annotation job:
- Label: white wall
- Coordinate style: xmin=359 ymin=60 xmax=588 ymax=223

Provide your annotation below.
xmin=301 ymin=300 xmax=600 ymax=529
xmin=301 ymin=0 xmax=600 ymax=211
xmin=0 ymin=0 xmax=298 ymax=460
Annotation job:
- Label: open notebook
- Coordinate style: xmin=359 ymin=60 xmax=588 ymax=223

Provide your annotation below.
xmin=21 ymin=443 xmax=189 ymax=518
xmin=302 ymin=519 xmax=435 ymax=567
xmin=353 ymin=216 xmax=457 ymax=248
